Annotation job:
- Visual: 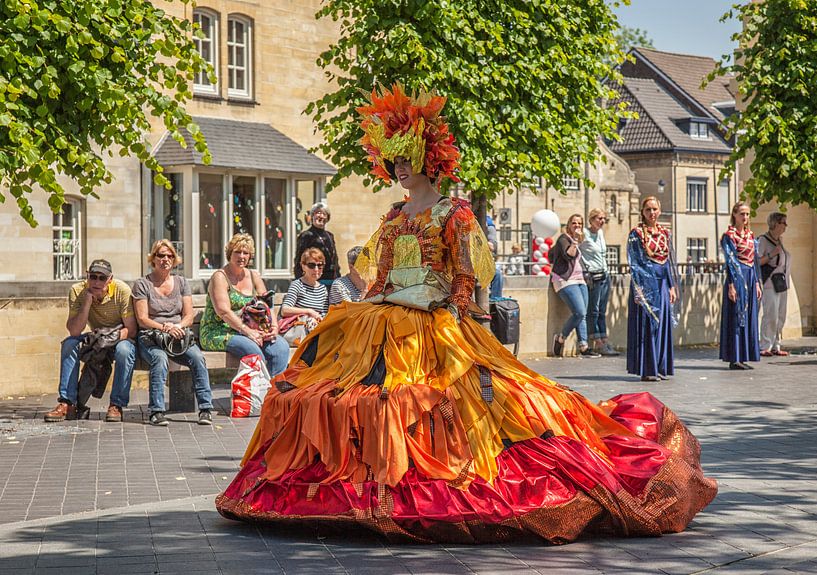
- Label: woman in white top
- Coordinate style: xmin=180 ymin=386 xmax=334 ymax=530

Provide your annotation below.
xmin=549 ymin=214 xmax=600 ymax=358
xmin=757 ymin=212 xmax=791 ymax=356
xmin=579 ymin=209 xmax=619 ymax=356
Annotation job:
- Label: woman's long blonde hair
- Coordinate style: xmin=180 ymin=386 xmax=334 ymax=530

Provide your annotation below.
xmin=566 ymin=213 xmax=584 ymax=242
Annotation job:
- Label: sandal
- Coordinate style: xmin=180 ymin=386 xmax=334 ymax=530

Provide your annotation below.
xmin=773 ymin=349 xmax=790 ymax=356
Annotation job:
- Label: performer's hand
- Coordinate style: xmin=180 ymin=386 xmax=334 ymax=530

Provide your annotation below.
xmin=756 ymin=283 xmax=763 ymax=301
xmin=446 ymin=303 xmax=460 ymax=322
xmin=669 ymin=287 xmax=678 ymax=305
xmin=728 ymin=284 xmax=737 ymax=303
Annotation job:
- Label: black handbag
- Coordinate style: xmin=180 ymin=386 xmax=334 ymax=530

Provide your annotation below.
xmin=770 ymin=272 xmax=788 ymax=293
xmin=490 ymin=298 xmax=520 ymax=345
xmin=146 ymin=328 xmax=196 ymax=357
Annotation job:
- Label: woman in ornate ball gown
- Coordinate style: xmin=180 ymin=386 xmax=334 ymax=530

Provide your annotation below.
xmin=216 ymin=84 xmax=716 ymax=543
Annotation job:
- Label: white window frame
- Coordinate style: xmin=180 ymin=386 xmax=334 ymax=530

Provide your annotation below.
xmin=562 ymin=174 xmax=580 ymax=191
xmin=227 ymin=15 xmax=252 ymax=99
xmin=193 ymin=9 xmax=219 ymax=96
xmin=686 ymin=178 xmax=707 ymax=213
xmin=686 ymin=238 xmax=708 ymax=263
xmin=717 ymin=179 xmax=730 ymax=214
xmin=690 ymin=121 xmax=710 ymax=140
xmin=53 ymin=198 xmax=84 ymax=280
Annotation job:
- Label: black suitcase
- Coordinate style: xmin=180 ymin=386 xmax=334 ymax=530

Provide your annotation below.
xmin=490 ymin=298 xmax=520 ymax=345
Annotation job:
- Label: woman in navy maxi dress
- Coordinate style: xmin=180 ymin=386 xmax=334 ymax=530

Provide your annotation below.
xmin=627 ymin=196 xmax=679 ymax=382
xmin=719 ymin=202 xmax=761 ymax=370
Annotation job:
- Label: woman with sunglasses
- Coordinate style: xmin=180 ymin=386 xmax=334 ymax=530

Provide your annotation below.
xmin=200 ymin=233 xmax=290 ymax=376
xmin=133 ymin=240 xmax=213 ymax=426
xmin=280 ymin=248 xmax=329 ymax=322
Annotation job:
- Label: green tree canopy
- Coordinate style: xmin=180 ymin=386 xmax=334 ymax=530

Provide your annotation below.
xmin=307 ymin=0 xmax=632 ymax=201
xmin=615 ymin=25 xmax=654 ymax=53
xmin=711 ymin=0 xmax=817 ymax=210
xmin=0 ymin=0 xmax=211 ymax=227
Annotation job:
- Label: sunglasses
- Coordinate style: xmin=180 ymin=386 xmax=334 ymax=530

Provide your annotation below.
xmin=87 ymin=273 xmax=110 ymax=281
xmin=154 ymin=253 xmax=174 ymax=260
xmin=304 ymin=262 xmax=325 ymax=269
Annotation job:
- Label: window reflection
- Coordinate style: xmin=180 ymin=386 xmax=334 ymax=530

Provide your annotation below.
xmin=264 ymin=178 xmax=287 ymax=270
xmin=199 ymin=174 xmax=223 ymax=269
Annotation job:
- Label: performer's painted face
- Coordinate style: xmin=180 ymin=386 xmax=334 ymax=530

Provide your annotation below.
xmin=394 ymin=156 xmax=422 ymax=189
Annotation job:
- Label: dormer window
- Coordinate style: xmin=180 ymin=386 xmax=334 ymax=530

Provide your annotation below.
xmin=690 ymin=121 xmax=709 ymax=140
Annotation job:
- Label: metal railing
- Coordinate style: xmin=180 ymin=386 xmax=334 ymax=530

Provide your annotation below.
xmin=497 ymin=259 xmax=726 ymax=276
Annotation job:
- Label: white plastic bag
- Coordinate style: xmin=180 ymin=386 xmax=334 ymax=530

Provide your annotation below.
xmin=230 ymin=354 xmax=272 ymax=417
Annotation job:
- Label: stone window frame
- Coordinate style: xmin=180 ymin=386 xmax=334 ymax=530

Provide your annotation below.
xmin=227 ymin=14 xmax=253 ymax=100
xmin=193 ymin=8 xmax=220 ymax=96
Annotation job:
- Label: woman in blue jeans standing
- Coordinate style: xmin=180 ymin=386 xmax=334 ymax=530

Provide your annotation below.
xmin=579 ymin=209 xmax=620 ymax=357
xmin=550 ymin=214 xmax=601 ymax=358
xmin=134 ymin=240 xmax=213 ymax=426
xmin=200 ymin=234 xmax=290 ymax=378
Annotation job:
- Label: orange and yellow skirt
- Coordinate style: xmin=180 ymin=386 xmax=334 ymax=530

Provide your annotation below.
xmin=216 ymin=301 xmax=716 ymax=543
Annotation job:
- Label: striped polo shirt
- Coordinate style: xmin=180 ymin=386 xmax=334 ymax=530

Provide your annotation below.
xmin=68 ymin=278 xmax=134 ymax=329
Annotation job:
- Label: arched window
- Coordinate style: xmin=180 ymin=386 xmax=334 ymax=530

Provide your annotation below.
xmin=193 ymin=9 xmax=219 ymax=95
xmin=609 ymin=194 xmax=618 ymax=219
xmin=53 ymin=198 xmax=84 ymax=280
xmin=227 ymin=15 xmax=252 ymax=98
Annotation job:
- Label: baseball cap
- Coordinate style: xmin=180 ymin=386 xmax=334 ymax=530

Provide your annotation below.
xmin=88 ymin=259 xmax=113 ymax=276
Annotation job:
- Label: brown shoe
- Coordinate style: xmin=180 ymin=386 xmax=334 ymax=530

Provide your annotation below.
xmin=44 ymin=402 xmax=75 ymax=422
xmin=105 ymin=404 xmax=123 ymax=422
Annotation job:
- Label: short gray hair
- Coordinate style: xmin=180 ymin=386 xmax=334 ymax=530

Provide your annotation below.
xmin=310 ymin=202 xmax=330 ymax=221
xmin=346 ymin=245 xmax=363 ymax=265
xmin=767 ymin=211 xmax=786 ymax=228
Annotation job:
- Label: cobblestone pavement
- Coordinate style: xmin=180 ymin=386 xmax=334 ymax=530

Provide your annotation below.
xmin=1 ymin=340 xmax=817 ymax=574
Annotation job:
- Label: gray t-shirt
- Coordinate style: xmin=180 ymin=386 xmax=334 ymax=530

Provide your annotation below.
xmin=132 ymin=275 xmax=191 ymax=324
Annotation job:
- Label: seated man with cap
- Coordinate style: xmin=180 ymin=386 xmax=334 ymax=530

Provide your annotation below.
xmin=45 ymin=259 xmax=138 ymax=423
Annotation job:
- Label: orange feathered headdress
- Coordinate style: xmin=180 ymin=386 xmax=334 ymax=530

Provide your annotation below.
xmin=356 ymin=83 xmax=460 ymax=185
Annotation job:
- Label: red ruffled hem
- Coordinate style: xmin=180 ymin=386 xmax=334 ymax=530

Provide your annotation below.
xmin=216 ymin=393 xmax=716 ymax=543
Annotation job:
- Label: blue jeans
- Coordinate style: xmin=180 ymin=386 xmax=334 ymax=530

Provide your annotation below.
xmin=586 ymin=276 xmax=610 ymax=341
xmin=557 ymin=284 xmax=589 ymax=346
xmin=138 ymin=334 xmax=213 ymax=413
xmin=489 ymin=263 xmax=504 ymax=300
xmin=226 ymin=334 xmax=290 ymax=377
xmin=58 ymin=335 xmax=136 ymax=407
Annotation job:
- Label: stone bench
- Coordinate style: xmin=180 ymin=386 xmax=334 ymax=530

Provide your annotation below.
xmin=136 ymin=294 xmax=295 ymax=412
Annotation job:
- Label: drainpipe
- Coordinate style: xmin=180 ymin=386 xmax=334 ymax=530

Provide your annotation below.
xmin=713 ymin=163 xmax=719 ymax=258
xmin=672 ymin=155 xmax=678 ymax=254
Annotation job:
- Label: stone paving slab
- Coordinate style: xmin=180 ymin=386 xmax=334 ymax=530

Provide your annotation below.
xmin=1 ymin=340 xmax=817 ymax=573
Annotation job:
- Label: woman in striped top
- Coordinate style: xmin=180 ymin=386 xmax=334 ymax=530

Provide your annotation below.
xmin=281 ymin=248 xmax=329 ymax=321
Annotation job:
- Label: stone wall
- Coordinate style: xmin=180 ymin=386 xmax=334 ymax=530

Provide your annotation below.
xmin=4 ymin=273 xmax=800 ymax=397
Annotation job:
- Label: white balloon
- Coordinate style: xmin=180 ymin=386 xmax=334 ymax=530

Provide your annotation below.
xmin=534 ymin=237 xmax=546 ymax=246
xmin=538 ymin=256 xmax=548 ymax=263
xmin=537 ymin=271 xmax=547 ymax=277
xmin=533 ymin=250 xmax=543 ymax=260
xmin=532 ymin=264 xmax=542 ymax=274
xmin=540 ymin=244 xmax=549 ymax=254
xmin=530 ymin=209 xmax=560 ymax=238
